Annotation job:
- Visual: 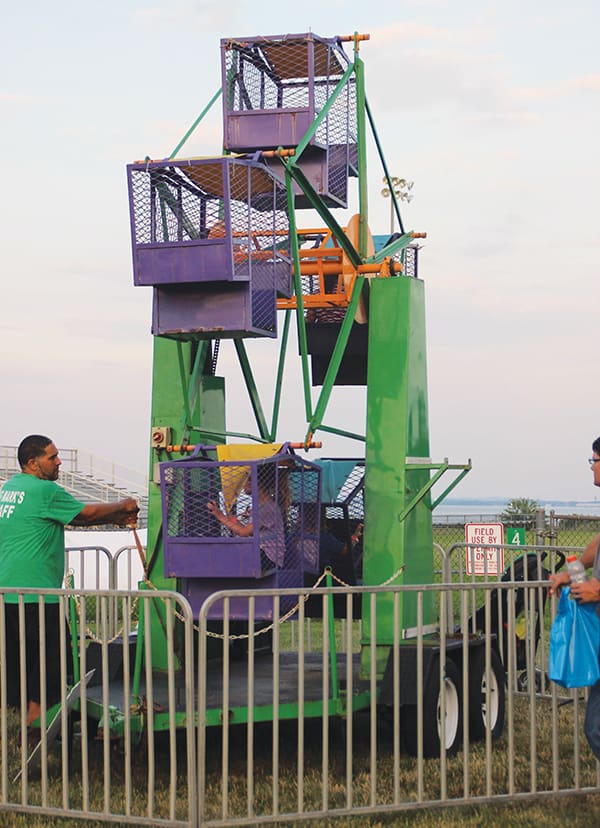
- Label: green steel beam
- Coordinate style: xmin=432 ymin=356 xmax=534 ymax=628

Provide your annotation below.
xmin=169 ymin=88 xmax=222 ymax=159
xmin=361 ymin=277 xmax=434 ymax=674
xmin=146 ymin=337 xmax=226 ymax=669
xmin=284 ymin=161 xmax=361 ymax=268
xmin=286 ymin=171 xmax=313 ymax=424
xmin=397 ymin=462 xmax=452 ymax=522
xmin=270 ymin=309 xmax=292 ymax=441
xmin=367 ymin=232 xmax=415 ymax=264
xmin=234 ymin=339 xmax=270 ymax=441
xmin=292 ymin=62 xmax=355 ymax=162
xmin=365 ymin=97 xmax=405 ymax=236
xmin=305 ymin=276 xmax=366 ymax=444
xmin=353 ymin=47 xmax=368 ymax=258
xmin=186 ymin=341 xmax=209 ymax=415
xmin=176 ymin=341 xmax=193 ymax=440
xmin=430 ymin=463 xmax=472 ymax=510
xmin=401 ymin=460 xmax=472 ymax=519
xmin=188 ymin=427 xmax=270 ymax=443
xmin=317 ymin=424 xmax=366 ymax=443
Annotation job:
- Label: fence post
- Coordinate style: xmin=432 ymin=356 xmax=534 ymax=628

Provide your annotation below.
xmin=535 ymin=508 xmax=546 ymax=547
xmin=547 ymin=510 xmax=558 ymax=546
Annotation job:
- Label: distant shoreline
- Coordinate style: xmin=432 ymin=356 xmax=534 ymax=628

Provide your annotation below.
xmin=441 ymin=499 xmax=598 ymax=508
xmin=435 ymin=500 xmax=600 ymax=517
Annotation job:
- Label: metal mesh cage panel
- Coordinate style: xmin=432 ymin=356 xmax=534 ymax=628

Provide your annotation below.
xmin=129 ymin=160 xmax=289 ymax=249
xmin=128 ymin=162 xmax=226 ymax=246
xmin=160 ymin=452 xmax=321 ymax=594
xmin=403 ymin=245 xmax=419 ymax=278
xmin=334 ymin=462 xmax=365 ymax=521
xmin=127 ymin=158 xmax=290 ymax=284
xmin=313 ymin=73 xmax=353 ymax=143
xmin=223 ymin=34 xmax=350 ymax=112
xmin=222 ymin=33 xmax=353 ymax=153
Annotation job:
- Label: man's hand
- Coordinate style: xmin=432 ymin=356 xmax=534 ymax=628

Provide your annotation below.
xmin=74 ymin=497 xmax=140 ymax=528
xmin=115 ymin=497 xmax=140 ymax=527
xmin=570 ymin=577 xmax=600 ymax=604
xmin=548 ymin=570 xmax=570 ymax=596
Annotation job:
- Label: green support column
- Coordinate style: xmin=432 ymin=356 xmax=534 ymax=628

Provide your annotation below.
xmin=145 ymin=336 xmax=225 ymax=669
xmin=361 ymin=276 xmax=434 ymax=675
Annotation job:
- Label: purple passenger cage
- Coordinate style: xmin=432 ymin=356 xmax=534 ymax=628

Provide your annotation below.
xmin=221 ymin=33 xmax=357 ymax=207
xmin=159 ymin=446 xmax=321 ymax=619
xmin=126 ymin=157 xmax=291 ymax=339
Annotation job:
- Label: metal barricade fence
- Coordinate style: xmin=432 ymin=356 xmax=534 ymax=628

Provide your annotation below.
xmin=442 ymin=542 xmax=575 ymax=695
xmin=65 ymin=545 xmax=146 ymax=640
xmin=3 ymin=563 xmax=598 ymax=825
xmin=112 ymin=544 xmax=146 ymax=591
xmin=65 ymin=546 xmax=115 ymax=640
xmin=65 ymin=546 xmax=113 ymax=592
xmin=0 ymin=587 xmax=197 ymax=827
xmin=195 ymin=578 xmax=600 ymax=825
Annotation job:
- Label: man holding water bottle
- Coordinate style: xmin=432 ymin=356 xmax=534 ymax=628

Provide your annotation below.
xmin=549 ymin=436 xmax=600 ymax=759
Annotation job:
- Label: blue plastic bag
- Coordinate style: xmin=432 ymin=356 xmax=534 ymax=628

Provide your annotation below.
xmin=549 ymin=587 xmax=600 ymax=688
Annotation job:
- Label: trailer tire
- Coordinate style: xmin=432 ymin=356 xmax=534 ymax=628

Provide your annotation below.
xmin=402 ymin=658 xmax=462 ymax=757
xmin=468 ymin=647 xmax=505 ymax=742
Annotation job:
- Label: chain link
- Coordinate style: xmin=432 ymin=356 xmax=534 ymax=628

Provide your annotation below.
xmin=66 ymin=546 xmax=404 ymax=644
xmin=66 ymin=570 xmax=140 ymax=646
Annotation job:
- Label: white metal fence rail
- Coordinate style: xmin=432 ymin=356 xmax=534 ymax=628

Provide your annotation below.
xmin=0 ymin=587 xmax=197 ymax=826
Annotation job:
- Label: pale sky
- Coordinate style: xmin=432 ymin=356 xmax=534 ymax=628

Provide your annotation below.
xmin=2 ymin=1 xmax=600 ymax=503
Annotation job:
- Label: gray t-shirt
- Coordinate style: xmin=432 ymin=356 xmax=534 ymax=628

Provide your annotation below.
xmin=594 ymin=541 xmax=600 ymax=582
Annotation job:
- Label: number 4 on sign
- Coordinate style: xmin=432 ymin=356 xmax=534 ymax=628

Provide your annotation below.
xmin=508 ymin=527 xmax=525 ymax=546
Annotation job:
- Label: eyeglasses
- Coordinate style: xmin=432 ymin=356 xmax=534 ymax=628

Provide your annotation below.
xmin=589 ymin=458 xmax=600 ymax=466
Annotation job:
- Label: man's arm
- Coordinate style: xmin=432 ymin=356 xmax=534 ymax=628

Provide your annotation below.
xmin=70 ymin=497 xmax=139 ymax=527
xmin=549 ymin=531 xmax=600 ymax=595
xmin=580 ymin=532 xmax=600 ymax=568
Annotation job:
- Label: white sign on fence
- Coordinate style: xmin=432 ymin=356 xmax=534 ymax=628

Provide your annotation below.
xmin=465 ymin=523 xmax=504 ymax=576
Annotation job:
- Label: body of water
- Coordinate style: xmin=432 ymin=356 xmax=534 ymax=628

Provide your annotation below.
xmin=434 ymin=502 xmax=600 ymax=519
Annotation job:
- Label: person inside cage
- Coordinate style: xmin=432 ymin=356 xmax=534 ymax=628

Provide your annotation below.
xmin=207 ymin=465 xmax=286 ymax=571
xmin=207 ymin=218 xmax=249 ymax=265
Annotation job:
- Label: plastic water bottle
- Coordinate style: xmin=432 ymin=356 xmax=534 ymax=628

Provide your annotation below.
xmin=566 ymin=554 xmax=587 ymax=584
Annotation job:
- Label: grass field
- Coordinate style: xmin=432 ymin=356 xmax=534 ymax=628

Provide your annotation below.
xmin=1 ymin=687 xmax=599 ymax=827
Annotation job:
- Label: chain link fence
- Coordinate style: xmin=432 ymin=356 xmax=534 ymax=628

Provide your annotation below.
xmin=433 ymin=509 xmax=600 ymax=557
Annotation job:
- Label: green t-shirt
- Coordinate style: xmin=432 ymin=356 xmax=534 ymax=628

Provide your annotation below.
xmin=0 ymin=473 xmax=85 ymax=602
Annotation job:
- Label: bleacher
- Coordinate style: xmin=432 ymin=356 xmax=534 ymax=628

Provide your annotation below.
xmin=0 ymin=445 xmax=148 ymax=528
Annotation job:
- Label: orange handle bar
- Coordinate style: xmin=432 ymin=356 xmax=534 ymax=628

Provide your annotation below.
xmin=261 ymin=148 xmax=296 ymax=158
xmin=338 ymin=34 xmax=370 ymax=42
xmin=164 ymin=441 xmax=322 ymax=453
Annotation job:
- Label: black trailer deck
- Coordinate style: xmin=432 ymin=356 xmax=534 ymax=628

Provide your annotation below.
xmin=84 ymin=651 xmax=370 ymax=728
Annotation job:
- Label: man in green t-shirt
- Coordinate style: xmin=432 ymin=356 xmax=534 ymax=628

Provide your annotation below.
xmin=0 ymin=434 xmax=139 ymax=726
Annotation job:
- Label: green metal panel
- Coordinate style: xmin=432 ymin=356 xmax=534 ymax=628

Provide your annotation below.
xmin=361 ymin=276 xmax=434 ymax=673
xmin=146 ymin=337 xmax=225 ymax=669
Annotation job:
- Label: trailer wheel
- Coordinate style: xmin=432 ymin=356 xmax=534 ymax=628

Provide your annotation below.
xmin=402 ymin=658 xmax=462 ymax=757
xmin=468 ymin=648 xmax=505 ymax=742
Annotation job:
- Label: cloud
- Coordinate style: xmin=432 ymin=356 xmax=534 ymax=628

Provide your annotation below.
xmin=0 ymin=91 xmax=40 ymax=104
xmin=361 ymin=21 xmax=600 ymax=131
xmin=368 ymin=19 xmax=492 ymax=48
xmin=133 ymin=1 xmax=245 ymax=32
xmin=363 ymin=42 xmax=537 ymax=130
xmin=511 ymin=73 xmax=600 ymax=103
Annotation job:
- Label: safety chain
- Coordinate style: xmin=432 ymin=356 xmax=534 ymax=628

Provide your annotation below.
xmin=203 ymin=570 xmax=330 ymax=641
xmin=65 ymin=571 xmax=139 ymax=647
xmin=68 ymin=526 xmax=406 ymax=645
xmin=200 ymin=564 xmax=406 ymax=641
